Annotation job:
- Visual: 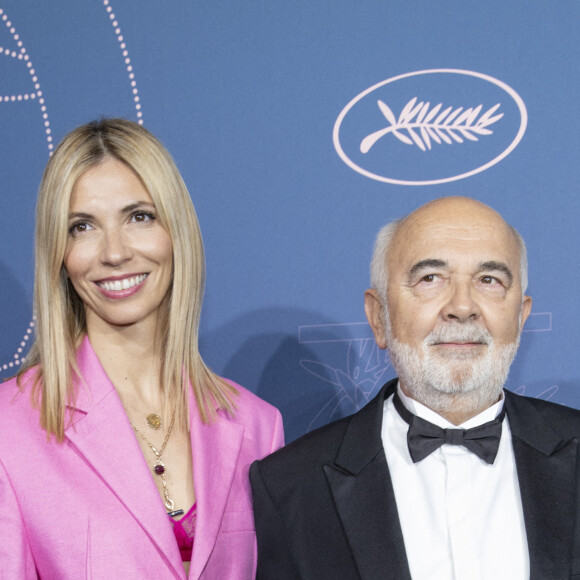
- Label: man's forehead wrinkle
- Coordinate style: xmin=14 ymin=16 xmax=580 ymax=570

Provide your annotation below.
xmin=394 ymin=217 xmax=519 ymax=256
xmin=398 ymin=215 xmax=500 ymax=247
xmin=385 ymin=197 xmax=523 ymax=288
xmin=406 ymin=258 xmax=514 ymax=281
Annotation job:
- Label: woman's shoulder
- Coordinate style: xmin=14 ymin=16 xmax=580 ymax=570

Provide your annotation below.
xmin=220 ymin=378 xmax=282 ymax=424
xmin=222 ymin=377 xmax=278 ymax=413
xmin=0 ymin=367 xmax=37 ymax=404
xmin=217 ymin=378 xmax=284 ymax=451
xmin=0 ymin=368 xmax=41 ymax=437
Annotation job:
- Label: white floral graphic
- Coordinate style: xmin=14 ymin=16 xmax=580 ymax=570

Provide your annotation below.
xmin=361 ymin=97 xmax=503 ymax=153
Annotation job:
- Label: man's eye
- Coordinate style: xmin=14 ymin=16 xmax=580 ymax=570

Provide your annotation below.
xmin=481 ymin=276 xmax=498 ymax=284
xmin=421 ymin=274 xmax=437 ymax=282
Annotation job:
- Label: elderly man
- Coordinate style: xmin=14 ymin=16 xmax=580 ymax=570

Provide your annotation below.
xmin=250 ymin=197 xmax=580 ymax=580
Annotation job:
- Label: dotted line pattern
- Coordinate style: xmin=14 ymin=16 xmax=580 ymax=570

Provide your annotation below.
xmin=1 ymin=318 xmax=35 ymax=372
xmin=0 ymin=9 xmax=51 ymax=373
xmin=0 ymin=8 xmax=53 ymax=151
xmin=1 ymin=4 xmax=143 ymax=374
xmin=104 ymin=0 xmax=143 ymax=124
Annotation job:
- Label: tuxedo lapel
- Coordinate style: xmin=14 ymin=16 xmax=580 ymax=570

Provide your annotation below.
xmin=188 ymin=391 xmax=244 ymax=580
xmin=324 ymin=380 xmax=411 ymax=580
xmin=65 ymin=338 xmax=183 ymax=579
xmin=505 ymin=391 xmax=578 ymax=580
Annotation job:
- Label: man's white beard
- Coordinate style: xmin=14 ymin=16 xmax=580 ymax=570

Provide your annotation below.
xmin=385 ymin=316 xmax=521 ymax=419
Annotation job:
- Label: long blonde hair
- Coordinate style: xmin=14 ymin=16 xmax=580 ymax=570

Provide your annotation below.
xmin=20 ymin=118 xmax=236 ymax=440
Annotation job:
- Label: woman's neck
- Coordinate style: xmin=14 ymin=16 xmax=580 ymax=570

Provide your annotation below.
xmin=86 ymin=322 xmax=166 ymax=410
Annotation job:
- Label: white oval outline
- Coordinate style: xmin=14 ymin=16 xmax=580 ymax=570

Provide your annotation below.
xmin=333 ymin=69 xmax=528 ymax=186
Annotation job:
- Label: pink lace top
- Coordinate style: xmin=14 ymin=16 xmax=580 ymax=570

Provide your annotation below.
xmin=172 ymin=502 xmax=197 ymax=562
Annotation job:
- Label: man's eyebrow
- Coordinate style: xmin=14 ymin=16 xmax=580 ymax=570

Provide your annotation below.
xmin=408 ymin=259 xmax=447 ymax=278
xmin=478 ymin=261 xmax=513 ymax=285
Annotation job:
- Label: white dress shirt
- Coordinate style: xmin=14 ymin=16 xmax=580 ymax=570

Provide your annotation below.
xmin=382 ymin=384 xmax=529 ymax=580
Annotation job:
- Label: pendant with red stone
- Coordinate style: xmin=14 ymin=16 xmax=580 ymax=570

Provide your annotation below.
xmin=154 ymin=462 xmax=165 ymax=475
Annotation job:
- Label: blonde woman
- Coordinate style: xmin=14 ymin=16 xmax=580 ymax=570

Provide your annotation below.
xmin=0 ymin=119 xmax=284 ymax=579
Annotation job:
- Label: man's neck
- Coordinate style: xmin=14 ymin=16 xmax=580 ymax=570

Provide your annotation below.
xmin=398 ymin=382 xmax=503 ymax=426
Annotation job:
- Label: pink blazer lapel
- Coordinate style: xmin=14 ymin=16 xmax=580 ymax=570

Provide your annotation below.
xmin=188 ymin=389 xmax=244 ymax=580
xmin=65 ymin=337 xmax=184 ymax=579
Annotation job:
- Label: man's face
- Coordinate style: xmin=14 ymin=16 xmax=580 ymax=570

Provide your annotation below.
xmin=383 ymin=316 xmax=521 ymax=414
xmin=365 ymin=198 xmax=532 ymax=413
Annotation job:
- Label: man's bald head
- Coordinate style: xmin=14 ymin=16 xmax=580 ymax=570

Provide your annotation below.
xmin=370 ymin=197 xmax=528 ymax=301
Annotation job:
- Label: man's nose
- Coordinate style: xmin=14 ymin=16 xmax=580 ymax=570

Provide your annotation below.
xmin=440 ymin=280 xmax=481 ymax=322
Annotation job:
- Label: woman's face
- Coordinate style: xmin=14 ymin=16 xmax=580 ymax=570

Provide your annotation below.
xmin=63 ymin=157 xmax=173 ymax=334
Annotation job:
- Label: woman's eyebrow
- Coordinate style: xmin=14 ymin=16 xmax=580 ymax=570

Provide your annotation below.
xmin=120 ymin=201 xmax=156 ymax=214
xmin=68 ymin=202 xmax=155 ymax=220
xmin=68 ymin=211 xmax=93 ymax=220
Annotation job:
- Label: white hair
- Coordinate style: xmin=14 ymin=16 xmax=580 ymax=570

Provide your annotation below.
xmin=369 ymin=219 xmax=401 ymax=302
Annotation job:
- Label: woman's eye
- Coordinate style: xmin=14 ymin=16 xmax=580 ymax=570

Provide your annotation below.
xmin=69 ymin=222 xmax=92 ymax=236
xmin=131 ymin=211 xmax=155 ymax=223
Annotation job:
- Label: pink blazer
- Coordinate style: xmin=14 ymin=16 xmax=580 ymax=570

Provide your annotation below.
xmin=0 ymin=337 xmax=284 ymax=579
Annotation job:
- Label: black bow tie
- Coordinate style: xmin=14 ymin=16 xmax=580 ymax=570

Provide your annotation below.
xmin=392 ymin=392 xmax=505 ymax=465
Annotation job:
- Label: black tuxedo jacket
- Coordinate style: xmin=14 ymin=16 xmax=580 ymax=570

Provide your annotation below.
xmin=250 ymin=379 xmax=580 ymax=579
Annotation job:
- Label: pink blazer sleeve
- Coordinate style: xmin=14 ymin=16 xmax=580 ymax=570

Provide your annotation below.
xmin=0 ymin=457 xmax=37 ymax=579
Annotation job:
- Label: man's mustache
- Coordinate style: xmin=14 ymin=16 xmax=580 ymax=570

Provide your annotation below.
xmin=426 ymin=323 xmax=491 ymax=346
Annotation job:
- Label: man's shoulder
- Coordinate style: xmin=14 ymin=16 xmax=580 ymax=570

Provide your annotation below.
xmin=505 ymin=388 xmax=580 ymax=417
xmin=255 ymin=379 xmax=396 ymax=476
xmin=505 ymin=388 xmax=580 ymax=436
xmin=258 ymin=409 xmax=353 ymax=472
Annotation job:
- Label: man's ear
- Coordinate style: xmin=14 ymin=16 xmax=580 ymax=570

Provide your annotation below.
xmin=520 ymin=295 xmax=532 ymax=330
xmin=364 ymin=289 xmax=388 ymax=350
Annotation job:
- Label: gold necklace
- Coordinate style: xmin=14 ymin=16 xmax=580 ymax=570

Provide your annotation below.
xmin=131 ymin=408 xmax=183 ymax=518
xmin=146 ymin=413 xmax=162 ymax=430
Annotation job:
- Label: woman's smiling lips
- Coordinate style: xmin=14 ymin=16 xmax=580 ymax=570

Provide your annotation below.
xmin=94 ymin=273 xmax=149 ymax=299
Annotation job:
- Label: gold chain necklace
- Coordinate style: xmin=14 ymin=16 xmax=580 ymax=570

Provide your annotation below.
xmin=131 ymin=408 xmax=183 ymax=518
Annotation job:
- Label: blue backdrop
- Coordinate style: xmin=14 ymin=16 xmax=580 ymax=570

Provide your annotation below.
xmin=1 ymin=1 xmax=578 ymax=442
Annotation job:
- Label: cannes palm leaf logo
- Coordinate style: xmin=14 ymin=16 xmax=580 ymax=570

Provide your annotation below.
xmin=360 ymin=97 xmax=503 ymax=153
